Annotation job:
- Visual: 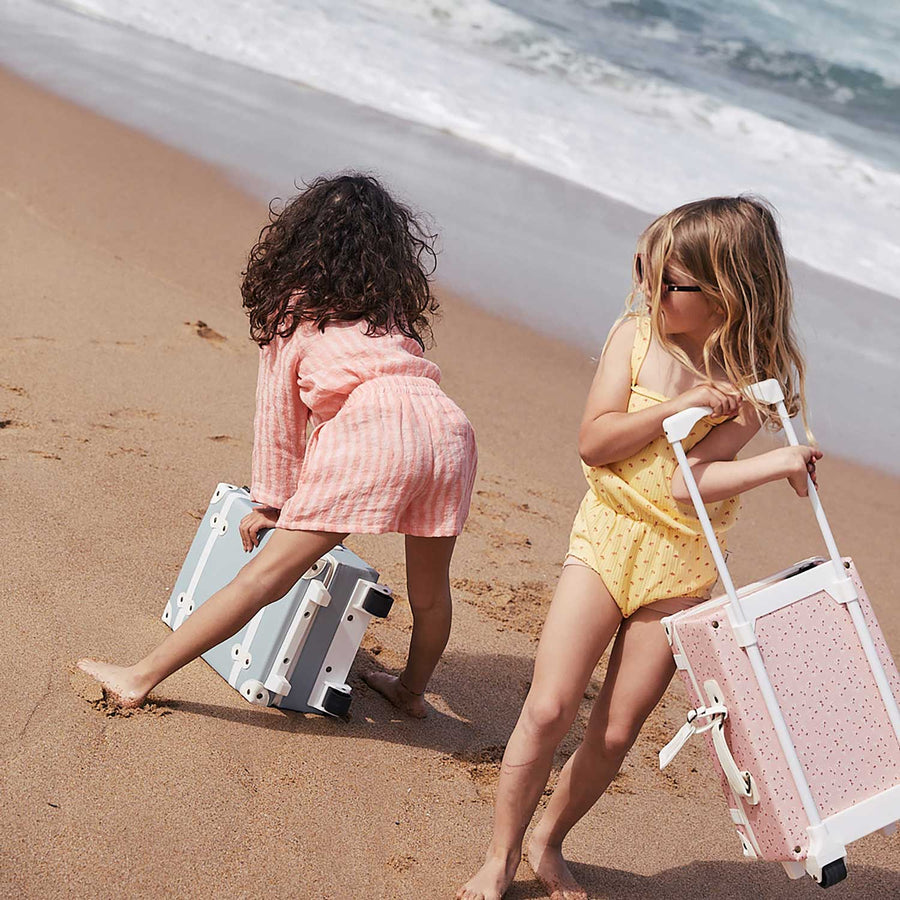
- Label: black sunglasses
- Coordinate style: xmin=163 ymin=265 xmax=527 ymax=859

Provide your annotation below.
xmin=634 ymin=255 xmax=703 ymax=292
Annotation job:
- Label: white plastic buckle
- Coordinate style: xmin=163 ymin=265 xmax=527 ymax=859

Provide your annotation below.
xmin=659 ymin=704 xmax=728 ymax=769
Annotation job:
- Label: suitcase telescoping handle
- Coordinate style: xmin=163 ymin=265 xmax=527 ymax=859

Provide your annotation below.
xmin=662 ymin=378 xmax=846 ymax=626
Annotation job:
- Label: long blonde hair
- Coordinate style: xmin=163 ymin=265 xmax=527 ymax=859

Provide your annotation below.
xmin=628 ymin=195 xmax=810 ymax=436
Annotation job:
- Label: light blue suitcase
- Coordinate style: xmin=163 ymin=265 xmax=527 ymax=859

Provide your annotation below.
xmin=162 ymin=483 xmax=393 ymax=717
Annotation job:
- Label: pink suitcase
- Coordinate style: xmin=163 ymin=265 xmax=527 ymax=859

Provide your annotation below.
xmin=658 ymin=379 xmax=900 ymax=888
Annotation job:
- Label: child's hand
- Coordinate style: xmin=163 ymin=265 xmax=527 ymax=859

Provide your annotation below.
xmin=783 ymin=445 xmax=823 ymax=497
xmin=239 ymin=506 xmax=280 ymax=551
xmin=676 ymin=383 xmax=742 ymax=419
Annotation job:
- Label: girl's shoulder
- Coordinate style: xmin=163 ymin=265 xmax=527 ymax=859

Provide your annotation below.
xmin=600 ymin=315 xmax=641 ymax=364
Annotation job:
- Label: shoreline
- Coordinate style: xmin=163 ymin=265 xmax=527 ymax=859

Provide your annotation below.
xmin=1 ymin=2 xmax=899 ymax=475
xmin=2 ymin=68 xmax=899 ymax=898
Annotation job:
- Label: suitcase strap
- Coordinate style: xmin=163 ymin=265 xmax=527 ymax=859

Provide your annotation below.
xmin=660 ymin=702 xmax=760 ymax=806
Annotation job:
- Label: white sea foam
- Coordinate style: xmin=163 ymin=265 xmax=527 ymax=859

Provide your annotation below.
xmin=48 ymin=0 xmax=900 ymax=298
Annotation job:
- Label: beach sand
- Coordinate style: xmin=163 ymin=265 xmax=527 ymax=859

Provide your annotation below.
xmin=1 ymin=70 xmax=899 ymax=898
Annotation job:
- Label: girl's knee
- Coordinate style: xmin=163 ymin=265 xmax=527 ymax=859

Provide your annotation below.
xmin=521 ymin=694 xmax=579 ymax=742
xmin=233 ymin=559 xmax=292 ymax=607
xmin=590 ymin=721 xmax=639 ymax=759
xmin=407 ymin=587 xmax=451 ymax=615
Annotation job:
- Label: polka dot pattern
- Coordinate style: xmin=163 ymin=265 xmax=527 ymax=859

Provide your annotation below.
xmin=671 ymin=559 xmax=900 ymax=862
xmin=568 ymin=315 xmax=740 ymax=616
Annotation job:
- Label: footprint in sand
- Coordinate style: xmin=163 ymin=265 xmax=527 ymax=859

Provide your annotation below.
xmin=27 ymin=449 xmax=62 ymax=460
xmin=69 ymin=668 xmax=171 ymax=718
xmin=89 ymin=339 xmax=138 ymax=348
xmin=108 ymin=408 xmax=159 ymax=420
xmin=106 ymin=446 xmax=149 ymax=458
xmin=0 ymin=382 xmax=28 ymax=397
xmin=448 ymin=745 xmax=506 ymax=800
xmin=386 ymin=854 xmax=417 ymax=873
xmin=186 ymin=320 xmax=227 ymax=344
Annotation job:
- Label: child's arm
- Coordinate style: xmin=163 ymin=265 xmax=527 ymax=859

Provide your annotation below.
xmin=670 ymin=407 xmax=822 ymax=504
xmin=250 ymin=341 xmax=310 ymax=509
xmin=578 ymin=320 xmax=742 ymax=467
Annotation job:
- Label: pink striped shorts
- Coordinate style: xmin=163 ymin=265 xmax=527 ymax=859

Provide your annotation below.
xmin=278 ymin=375 xmax=477 ymax=537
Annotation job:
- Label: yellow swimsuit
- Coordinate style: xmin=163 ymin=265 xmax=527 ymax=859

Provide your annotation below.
xmin=567 ymin=316 xmax=740 ymax=617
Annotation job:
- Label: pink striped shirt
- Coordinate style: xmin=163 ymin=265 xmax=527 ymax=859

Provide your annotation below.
xmin=250 ymin=319 xmax=475 ymax=537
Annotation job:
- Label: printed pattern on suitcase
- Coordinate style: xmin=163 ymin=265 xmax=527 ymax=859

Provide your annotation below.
xmin=162 ymin=483 xmax=392 ymax=716
xmin=666 ymin=558 xmax=900 ymax=863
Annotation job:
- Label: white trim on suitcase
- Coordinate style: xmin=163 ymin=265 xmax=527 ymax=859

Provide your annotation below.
xmin=725 ymin=561 xmax=854 ymax=645
xmin=172 ymin=488 xmax=240 ymax=630
xmin=307 ymin=579 xmax=389 ymax=713
xmin=267 ymin=580 xmax=331 ymax=701
xmin=228 ymin=606 xmax=265 ymax=686
xmin=810 ymin=785 xmax=900 ymax=852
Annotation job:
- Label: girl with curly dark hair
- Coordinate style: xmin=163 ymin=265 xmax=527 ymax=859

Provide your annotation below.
xmin=79 ymin=174 xmax=478 ymax=719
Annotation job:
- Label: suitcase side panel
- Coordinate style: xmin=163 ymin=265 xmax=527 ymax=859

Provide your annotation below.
xmin=164 ymin=485 xmax=236 ymax=628
xmin=672 ymin=559 xmax=900 ymax=862
xmin=753 ymin=565 xmax=900 ymax=820
xmin=674 ymin=607 xmax=810 ymax=861
xmin=276 ymin=546 xmax=378 ymax=713
xmin=166 ymin=487 xmax=308 ymax=698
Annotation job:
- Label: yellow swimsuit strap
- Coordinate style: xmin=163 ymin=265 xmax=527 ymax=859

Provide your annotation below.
xmin=629 ymin=316 xmax=652 ymax=387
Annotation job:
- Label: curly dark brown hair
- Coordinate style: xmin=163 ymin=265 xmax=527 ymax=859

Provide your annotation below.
xmin=241 ymin=173 xmax=439 ymax=347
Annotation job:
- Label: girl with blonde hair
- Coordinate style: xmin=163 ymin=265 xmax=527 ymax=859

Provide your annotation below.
xmin=459 ymin=195 xmax=820 ymax=900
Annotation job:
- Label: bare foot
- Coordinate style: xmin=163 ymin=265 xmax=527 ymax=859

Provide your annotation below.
xmin=456 ymin=848 xmax=520 ymax=900
xmin=527 ymin=838 xmax=587 ymax=900
xmin=361 ymin=671 xmax=427 ymax=718
xmin=76 ymin=659 xmax=149 ymax=709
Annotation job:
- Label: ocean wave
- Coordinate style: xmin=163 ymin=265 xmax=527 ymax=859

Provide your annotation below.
xmin=47 ymin=0 xmax=900 ymax=298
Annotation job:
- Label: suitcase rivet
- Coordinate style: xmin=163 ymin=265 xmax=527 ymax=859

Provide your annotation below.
xmin=326 ymin=666 xmax=332 ymax=673
xmin=304 ymin=611 xmax=311 ymax=618
xmin=283 ymin=658 xmax=289 ymax=665
xmin=794 ymin=846 xmax=801 ymax=854
xmin=712 ymin=621 xmax=719 ymax=629
xmin=843 ymin=561 xmax=850 ymax=569
xmin=347 ymin=614 xmax=354 ymax=621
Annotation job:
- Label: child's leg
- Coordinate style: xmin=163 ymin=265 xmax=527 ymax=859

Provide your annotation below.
xmin=457 ymin=564 xmax=622 ymax=900
xmin=78 ymin=528 xmax=346 ymax=707
xmin=363 ymin=534 xmax=456 ymax=718
xmin=526 ymin=605 xmax=676 ymax=893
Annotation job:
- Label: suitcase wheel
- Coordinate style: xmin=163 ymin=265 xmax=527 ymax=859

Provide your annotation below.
xmin=360 ymin=587 xmax=393 ymax=619
xmin=818 ymin=859 xmax=847 ymax=888
xmin=321 ymin=686 xmax=352 ymax=718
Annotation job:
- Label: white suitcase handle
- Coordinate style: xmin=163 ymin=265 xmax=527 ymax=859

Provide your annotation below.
xmin=662 ymin=377 xmax=850 ymax=624
xmin=659 ymin=701 xmax=759 ymax=806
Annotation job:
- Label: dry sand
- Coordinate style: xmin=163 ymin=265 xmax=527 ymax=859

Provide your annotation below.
xmin=1 ymin=70 xmax=898 ymax=898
